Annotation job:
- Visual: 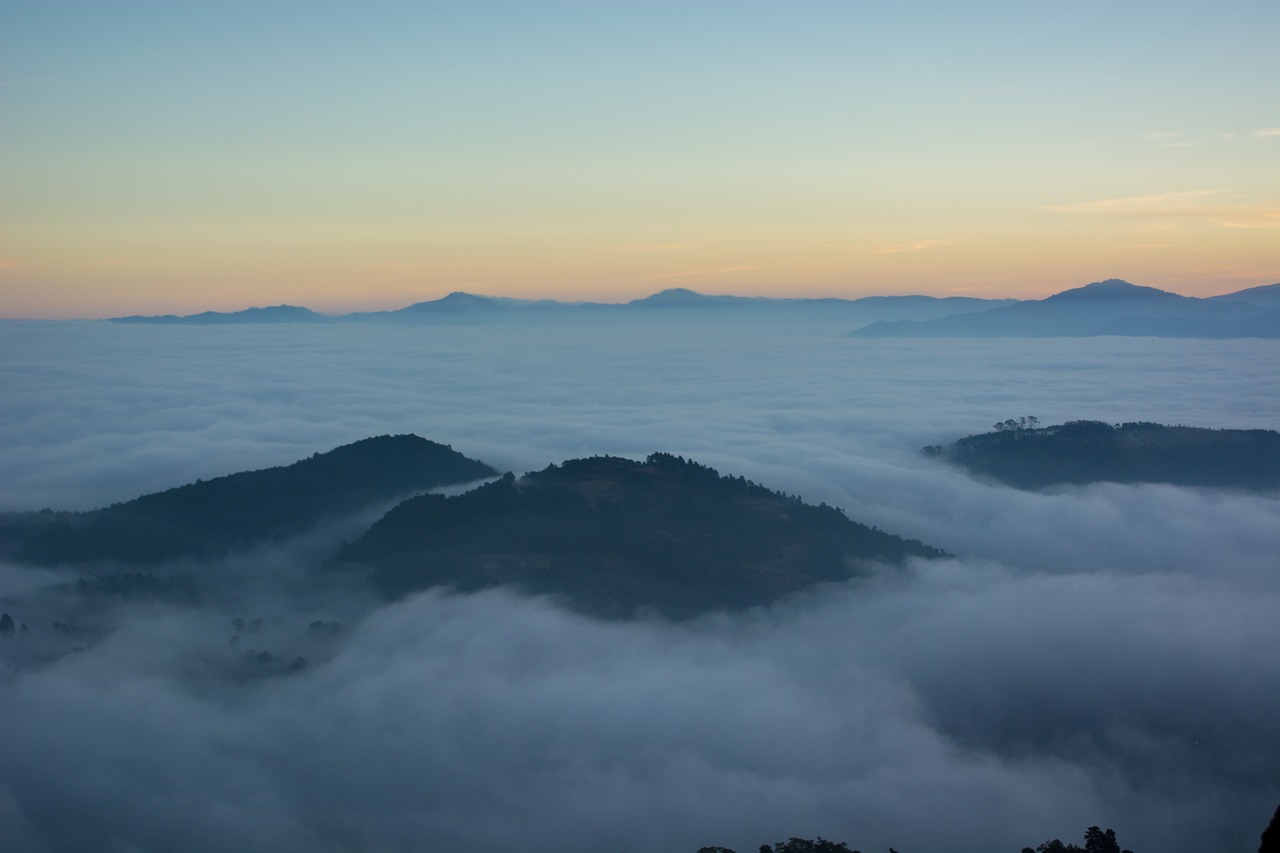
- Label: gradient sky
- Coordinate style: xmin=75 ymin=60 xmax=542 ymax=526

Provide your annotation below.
xmin=2 ymin=1 xmax=1277 ymax=318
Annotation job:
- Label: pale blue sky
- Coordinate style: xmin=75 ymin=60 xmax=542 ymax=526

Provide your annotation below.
xmin=2 ymin=1 xmax=1277 ymax=316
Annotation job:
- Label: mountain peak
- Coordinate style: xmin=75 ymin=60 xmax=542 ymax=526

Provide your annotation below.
xmin=399 ymin=291 xmax=501 ymax=313
xmin=628 ymin=287 xmax=712 ymax=306
xmin=1046 ymin=279 xmax=1180 ymax=301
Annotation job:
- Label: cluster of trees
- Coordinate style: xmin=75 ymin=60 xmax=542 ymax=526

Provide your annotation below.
xmin=929 ymin=420 xmax=1280 ymax=490
xmin=695 ymin=826 xmax=1126 ymax=853
xmin=994 ymin=415 xmax=1041 ymax=431
xmin=0 ymin=612 xmax=22 ymax=637
xmin=338 ymin=453 xmax=948 ymax=619
xmin=698 ymin=839 xmax=871 ymax=853
xmin=692 ymin=811 xmax=1280 ymax=853
xmin=1021 ymin=826 xmax=1129 ymax=853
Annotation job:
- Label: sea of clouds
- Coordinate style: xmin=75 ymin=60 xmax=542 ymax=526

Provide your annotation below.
xmin=1 ymin=317 xmax=1278 ymax=853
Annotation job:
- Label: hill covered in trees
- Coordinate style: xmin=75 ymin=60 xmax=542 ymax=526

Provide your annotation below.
xmin=335 ymin=452 xmax=948 ymax=619
xmin=0 ymin=435 xmax=496 ymax=565
xmin=924 ymin=420 xmax=1280 ymax=490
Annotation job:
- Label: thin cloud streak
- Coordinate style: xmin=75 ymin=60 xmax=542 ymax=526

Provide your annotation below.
xmin=1044 ymin=191 xmax=1280 ymax=228
xmin=871 ymin=239 xmax=957 ymax=255
xmin=1043 ymin=190 xmax=1223 ymax=215
xmin=615 ymin=243 xmax=700 ymax=253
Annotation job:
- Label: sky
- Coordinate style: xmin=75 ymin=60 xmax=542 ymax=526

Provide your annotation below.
xmin=1 ymin=321 xmax=1278 ymax=852
xmin=1 ymin=0 xmax=1278 ymax=318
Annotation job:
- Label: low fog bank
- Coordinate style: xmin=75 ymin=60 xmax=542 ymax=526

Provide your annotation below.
xmin=2 ymin=318 xmax=1278 ymax=851
xmin=2 ymin=320 xmax=1275 ymax=512
xmin=2 ymin=568 xmax=1277 ymax=853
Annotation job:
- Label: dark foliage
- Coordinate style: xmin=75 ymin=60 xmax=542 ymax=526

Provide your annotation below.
xmin=926 ymin=421 xmax=1280 ymax=490
xmin=763 ymin=839 xmax=859 ymax=853
xmin=337 ymin=452 xmax=949 ymax=619
xmin=0 ymin=435 xmax=496 ymax=566
xmin=699 ymin=837 xmax=874 ymax=853
xmin=1261 ymin=803 xmax=1280 ymax=853
xmin=1024 ymin=825 xmax=1130 ymax=853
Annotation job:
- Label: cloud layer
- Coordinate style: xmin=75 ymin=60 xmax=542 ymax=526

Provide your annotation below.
xmin=1 ymin=318 xmax=1278 ymax=852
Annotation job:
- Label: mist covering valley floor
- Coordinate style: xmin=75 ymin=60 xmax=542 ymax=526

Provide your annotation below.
xmin=1 ymin=316 xmax=1278 ymax=853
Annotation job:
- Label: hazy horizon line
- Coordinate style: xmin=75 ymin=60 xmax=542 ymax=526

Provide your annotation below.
xmin=6 ymin=276 xmax=1278 ymax=322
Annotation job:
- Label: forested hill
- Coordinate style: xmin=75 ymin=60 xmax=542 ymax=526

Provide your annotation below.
xmin=925 ymin=421 xmax=1280 ymax=490
xmin=335 ymin=452 xmax=948 ymax=619
xmin=0 ymin=435 xmax=496 ymax=565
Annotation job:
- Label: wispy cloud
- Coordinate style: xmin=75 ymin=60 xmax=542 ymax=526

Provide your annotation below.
xmin=0 ymin=257 xmax=18 ymax=271
xmin=871 ymin=239 xmax=956 ymax=255
xmin=655 ymin=265 xmax=755 ymax=279
xmin=1043 ymin=190 xmax=1221 ymax=215
xmin=1104 ymin=242 xmax=1172 ymax=252
xmin=616 ymin=243 xmax=699 ymax=253
xmin=370 ymin=262 xmax=424 ymax=272
xmin=1143 ymin=131 xmax=1196 ymax=148
xmin=1221 ymin=127 xmax=1280 ymax=142
xmin=1216 ymin=211 xmax=1280 ymax=229
xmin=1044 ymin=190 xmax=1280 ymax=229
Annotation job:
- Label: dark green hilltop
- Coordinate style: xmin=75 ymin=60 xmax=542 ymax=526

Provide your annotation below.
xmin=0 ymin=436 xmax=950 ymax=619
xmin=335 ymin=452 xmax=948 ymax=619
xmin=0 ymin=435 xmax=497 ymax=565
xmin=924 ymin=420 xmax=1280 ymax=491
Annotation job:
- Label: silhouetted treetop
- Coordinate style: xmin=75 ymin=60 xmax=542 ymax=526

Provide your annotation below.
xmin=1025 ymin=825 xmax=1132 ymax=853
xmin=337 ymin=453 xmax=949 ymax=619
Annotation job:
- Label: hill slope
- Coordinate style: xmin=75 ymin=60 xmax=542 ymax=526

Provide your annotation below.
xmin=925 ymin=421 xmax=1280 ymax=490
xmin=336 ymin=453 xmax=948 ymax=619
xmin=0 ymin=435 xmax=496 ymax=565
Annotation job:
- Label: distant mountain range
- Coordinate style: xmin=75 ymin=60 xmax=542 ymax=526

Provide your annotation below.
xmin=106 ymin=279 xmax=1280 ymax=337
xmin=0 ymin=437 xmax=946 ymax=619
xmin=111 ymin=288 xmax=1015 ymax=325
xmin=112 ymin=304 xmax=329 ymax=324
xmin=924 ymin=420 xmax=1280 ymax=490
xmin=851 ymin=279 xmax=1280 ymax=338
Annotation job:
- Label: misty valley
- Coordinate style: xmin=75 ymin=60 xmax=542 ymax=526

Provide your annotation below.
xmin=1 ymin=315 xmax=1277 ymax=853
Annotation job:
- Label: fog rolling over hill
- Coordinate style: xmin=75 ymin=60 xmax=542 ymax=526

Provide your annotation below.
xmin=0 ymin=435 xmax=496 ymax=566
xmin=1 ymin=319 xmax=1278 ymax=853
